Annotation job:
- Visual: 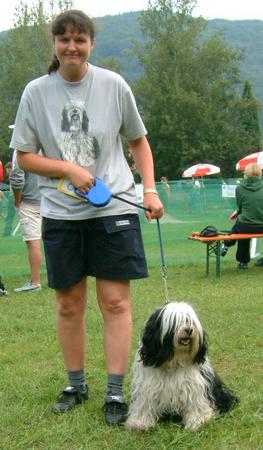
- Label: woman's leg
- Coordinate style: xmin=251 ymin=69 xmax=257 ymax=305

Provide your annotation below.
xmin=96 ymin=278 xmax=131 ymax=425
xmin=56 ymin=276 xmax=87 ymax=371
xmin=25 ymin=239 xmax=42 ymax=285
xmin=52 ymin=277 xmax=89 ymax=413
xmin=96 ymin=278 xmax=132 ymax=375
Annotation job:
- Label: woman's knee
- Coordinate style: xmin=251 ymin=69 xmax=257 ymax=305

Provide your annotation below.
xmin=56 ymin=292 xmax=86 ymax=319
xmin=56 ymin=278 xmax=87 ymax=318
xmin=101 ymin=293 xmax=130 ymax=316
xmin=97 ymin=280 xmax=131 ymax=316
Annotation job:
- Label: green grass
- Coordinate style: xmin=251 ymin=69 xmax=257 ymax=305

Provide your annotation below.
xmin=0 ymin=212 xmax=263 ymax=449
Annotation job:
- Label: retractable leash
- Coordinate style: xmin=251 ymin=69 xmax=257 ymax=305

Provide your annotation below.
xmin=75 ymin=177 xmax=151 ymax=212
xmin=75 ymin=178 xmax=170 ymax=304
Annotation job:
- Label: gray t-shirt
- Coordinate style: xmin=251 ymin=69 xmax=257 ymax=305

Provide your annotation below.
xmin=10 ymin=64 xmax=147 ymax=220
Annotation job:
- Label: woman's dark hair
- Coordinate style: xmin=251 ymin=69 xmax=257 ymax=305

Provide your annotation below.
xmin=47 ymin=10 xmax=96 ymax=74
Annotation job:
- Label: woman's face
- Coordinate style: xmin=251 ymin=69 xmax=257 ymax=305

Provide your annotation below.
xmin=54 ymin=24 xmax=94 ymax=79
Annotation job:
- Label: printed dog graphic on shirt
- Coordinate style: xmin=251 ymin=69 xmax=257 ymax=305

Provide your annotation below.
xmin=60 ymin=100 xmax=99 ymax=169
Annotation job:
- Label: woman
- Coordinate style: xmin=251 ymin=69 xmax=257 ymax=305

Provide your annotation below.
xmin=221 ymin=163 xmax=263 ymax=269
xmin=10 ymin=10 xmax=163 ymax=425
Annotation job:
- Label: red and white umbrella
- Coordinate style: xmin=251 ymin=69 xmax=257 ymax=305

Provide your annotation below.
xmin=182 ymin=163 xmax=220 ymax=178
xmin=236 ymin=151 xmax=263 ymax=171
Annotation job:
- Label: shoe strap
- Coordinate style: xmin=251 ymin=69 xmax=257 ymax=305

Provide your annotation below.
xmin=63 ymin=386 xmax=79 ymax=394
xmin=105 ymin=394 xmax=125 ymax=404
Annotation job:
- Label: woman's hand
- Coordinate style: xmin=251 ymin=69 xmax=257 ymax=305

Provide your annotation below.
xmin=229 ymin=210 xmax=238 ymax=221
xmin=128 ymin=136 xmax=164 ymax=220
xmin=66 ymin=163 xmax=94 ymax=194
xmin=143 ymin=192 xmax=164 ymax=220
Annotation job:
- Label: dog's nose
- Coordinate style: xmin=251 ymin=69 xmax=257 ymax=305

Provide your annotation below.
xmin=185 ymin=327 xmax=193 ymax=336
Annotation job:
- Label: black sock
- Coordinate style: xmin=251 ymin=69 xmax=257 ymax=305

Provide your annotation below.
xmin=107 ymin=373 xmax=124 ymax=397
xmin=67 ymin=369 xmax=86 ymax=392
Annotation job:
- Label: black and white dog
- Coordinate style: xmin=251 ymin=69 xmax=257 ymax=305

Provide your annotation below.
xmin=126 ymin=302 xmax=238 ymax=431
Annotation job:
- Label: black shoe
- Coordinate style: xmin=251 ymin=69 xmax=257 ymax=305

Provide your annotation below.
xmin=221 ymin=245 xmax=228 ymax=257
xmin=103 ymin=395 xmax=128 ymax=426
xmin=237 ymin=262 xmax=248 ymax=270
xmin=52 ymin=385 xmax=88 ymax=414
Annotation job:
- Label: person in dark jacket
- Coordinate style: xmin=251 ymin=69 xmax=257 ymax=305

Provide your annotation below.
xmin=221 ymin=163 xmax=263 ymax=269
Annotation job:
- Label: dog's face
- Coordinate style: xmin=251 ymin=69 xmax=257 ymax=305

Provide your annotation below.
xmin=61 ymin=100 xmax=89 ymax=133
xmin=139 ymin=302 xmax=208 ymax=368
xmin=175 ymin=321 xmax=200 ymax=359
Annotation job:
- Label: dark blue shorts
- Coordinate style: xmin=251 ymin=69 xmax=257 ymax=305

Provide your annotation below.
xmin=42 ymin=214 xmax=148 ymax=289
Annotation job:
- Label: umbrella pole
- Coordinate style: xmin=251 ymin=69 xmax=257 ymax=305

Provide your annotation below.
xmin=201 ymin=176 xmax=207 ymax=209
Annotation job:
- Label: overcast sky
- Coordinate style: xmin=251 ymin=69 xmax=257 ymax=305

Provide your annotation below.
xmin=0 ymin=0 xmax=262 ymax=32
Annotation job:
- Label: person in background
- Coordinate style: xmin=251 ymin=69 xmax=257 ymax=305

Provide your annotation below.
xmin=160 ymin=176 xmax=170 ymax=189
xmin=9 ymin=151 xmax=42 ymax=292
xmin=2 ymin=162 xmax=16 ymax=236
xmin=189 ymin=177 xmax=202 ymax=213
xmin=221 ymin=163 xmax=263 ymax=269
xmin=10 ymin=10 xmax=164 ymax=425
xmin=0 ymin=187 xmax=8 ymax=294
xmin=0 ymin=183 xmax=8 ymax=296
xmin=160 ymin=176 xmax=171 ymax=211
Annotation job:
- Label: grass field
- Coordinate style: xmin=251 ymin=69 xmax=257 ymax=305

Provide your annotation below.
xmin=0 ymin=207 xmax=262 ymax=449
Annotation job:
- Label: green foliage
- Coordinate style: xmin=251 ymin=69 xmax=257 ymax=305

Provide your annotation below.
xmin=91 ymin=14 xmax=263 ymax=137
xmin=237 ymin=80 xmax=261 ymax=151
xmin=95 ymin=57 xmax=122 ymax=74
xmin=0 ymin=4 xmax=263 ymax=177
xmin=134 ymin=0 xmax=261 ymax=179
xmin=1 ymin=12 xmax=263 ymax=99
xmin=90 ymin=13 xmax=144 ymax=82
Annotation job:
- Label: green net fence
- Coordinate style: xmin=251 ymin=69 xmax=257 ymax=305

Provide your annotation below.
xmin=0 ymin=178 xmax=246 ymax=279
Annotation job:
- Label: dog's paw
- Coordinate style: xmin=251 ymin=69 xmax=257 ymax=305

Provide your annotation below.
xmin=125 ymin=415 xmax=156 ymax=431
xmin=184 ymin=411 xmax=213 ymax=432
xmin=184 ymin=419 xmax=202 ymax=432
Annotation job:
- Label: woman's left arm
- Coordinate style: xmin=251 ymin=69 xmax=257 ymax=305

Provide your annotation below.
xmin=128 ymin=136 xmax=164 ymax=220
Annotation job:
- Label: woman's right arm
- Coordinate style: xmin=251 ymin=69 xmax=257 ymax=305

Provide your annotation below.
xmin=16 ymin=151 xmax=94 ymax=194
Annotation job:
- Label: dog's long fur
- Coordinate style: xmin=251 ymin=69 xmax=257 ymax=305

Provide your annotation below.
xmin=60 ymin=100 xmax=99 ymax=168
xmin=126 ymin=302 xmax=238 ymax=431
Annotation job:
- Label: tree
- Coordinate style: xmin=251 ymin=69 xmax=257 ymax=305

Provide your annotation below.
xmin=0 ymin=0 xmax=73 ymax=163
xmin=134 ymin=0 xmax=261 ymax=179
xmin=237 ymin=80 xmax=261 ymax=154
xmin=95 ymin=57 xmax=122 ymax=74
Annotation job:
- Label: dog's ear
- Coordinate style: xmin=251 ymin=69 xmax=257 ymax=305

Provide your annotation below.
xmin=194 ymin=330 xmax=208 ymax=364
xmin=82 ymin=110 xmax=89 ymax=132
xmin=61 ymin=108 xmax=70 ymax=132
xmin=139 ymin=308 xmax=175 ymax=367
